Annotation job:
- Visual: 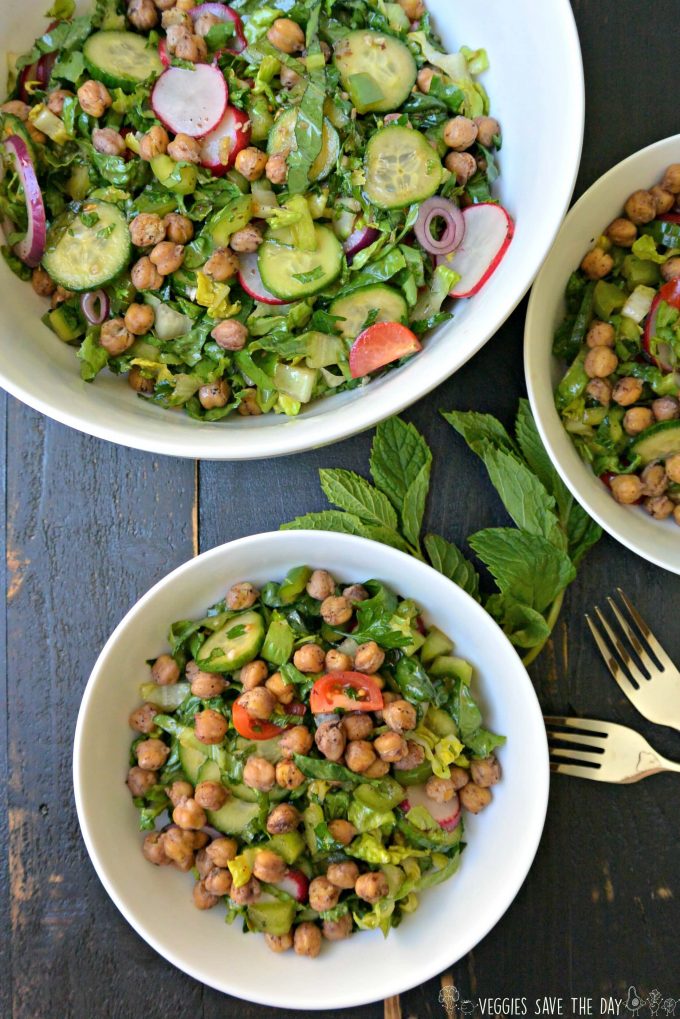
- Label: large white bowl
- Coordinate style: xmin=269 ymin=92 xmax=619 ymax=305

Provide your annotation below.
xmin=0 ymin=0 xmax=583 ymax=459
xmin=525 ymin=135 xmax=680 ymax=575
xmin=73 ymin=530 xmax=549 ymax=1010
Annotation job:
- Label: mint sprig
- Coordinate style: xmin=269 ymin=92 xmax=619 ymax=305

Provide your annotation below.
xmin=281 ymin=401 xmax=602 ymax=666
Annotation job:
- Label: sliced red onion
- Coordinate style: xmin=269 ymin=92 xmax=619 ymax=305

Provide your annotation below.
xmin=189 ymin=3 xmax=247 ymax=53
xmin=343 ymin=226 xmax=380 ymax=261
xmin=414 ymin=197 xmax=465 ymax=255
xmin=2 ymin=135 xmax=47 ymax=268
xmin=80 ymin=290 xmax=110 ymax=325
xmin=18 ymin=62 xmax=38 ymax=103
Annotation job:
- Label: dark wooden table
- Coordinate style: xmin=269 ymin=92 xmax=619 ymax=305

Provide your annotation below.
xmin=2 ymin=2 xmax=680 ymax=1017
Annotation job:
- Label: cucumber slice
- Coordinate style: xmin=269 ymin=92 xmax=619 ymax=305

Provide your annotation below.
xmin=630 ymin=421 xmax=680 ymax=464
xmin=267 ymin=109 xmax=340 ymax=181
xmin=334 ymin=30 xmax=416 ymax=113
xmin=84 ymin=31 xmax=163 ymax=91
xmin=258 ymin=225 xmax=343 ymax=301
xmin=197 ymin=759 xmax=287 ymax=803
xmin=196 ymin=610 xmax=265 ymax=673
xmin=178 ymin=742 xmax=207 ymax=784
xmin=42 ymin=201 xmax=131 ymax=292
xmin=365 ymin=126 xmax=443 ymax=210
xmin=208 ymin=796 xmax=261 ymax=834
xmin=247 ymin=899 xmax=296 ymax=936
xmin=234 ymin=735 xmax=283 ymax=764
xmin=329 ymin=284 xmax=408 ymax=340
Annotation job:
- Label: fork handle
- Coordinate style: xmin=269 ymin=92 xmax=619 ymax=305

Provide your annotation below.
xmin=625 ymin=753 xmax=680 ymax=782
xmin=657 ymin=755 xmax=680 ymax=776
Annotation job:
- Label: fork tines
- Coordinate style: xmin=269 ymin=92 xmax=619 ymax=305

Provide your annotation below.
xmin=585 ymin=588 xmax=668 ymax=696
xmin=544 ymin=715 xmax=608 ymax=775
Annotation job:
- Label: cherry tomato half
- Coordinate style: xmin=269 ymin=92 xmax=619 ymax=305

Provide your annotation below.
xmin=231 ymin=701 xmax=281 ymax=740
xmin=348 ymin=322 xmax=421 ymax=379
xmin=643 ymin=276 xmax=680 ymax=372
xmin=310 ymin=672 xmax=384 ymax=714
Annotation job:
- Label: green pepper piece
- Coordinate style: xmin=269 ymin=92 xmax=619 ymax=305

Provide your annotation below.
xmin=278 ymin=565 xmax=312 ymax=605
xmin=621 ymin=255 xmax=661 ymax=289
xmin=593 ymin=279 xmax=627 ymax=320
xmin=556 ymin=350 xmax=589 ymax=411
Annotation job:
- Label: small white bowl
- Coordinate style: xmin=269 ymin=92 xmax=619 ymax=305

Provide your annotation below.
xmin=525 ymin=135 xmax=680 ymax=575
xmin=0 ymin=0 xmax=584 ymax=459
xmin=73 ymin=530 xmax=548 ymax=1010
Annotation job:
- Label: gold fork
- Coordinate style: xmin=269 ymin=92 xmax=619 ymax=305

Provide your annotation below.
xmin=545 ymin=715 xmax=680 ymax=782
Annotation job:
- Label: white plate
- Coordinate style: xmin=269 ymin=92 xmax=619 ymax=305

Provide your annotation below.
xmin=525 ymin=134 xmax=680 ymax=575
xmin=0 ymin=0 xmax=583 ymax=459
xmin=73 ymin=530 xmax=549 ymax=1010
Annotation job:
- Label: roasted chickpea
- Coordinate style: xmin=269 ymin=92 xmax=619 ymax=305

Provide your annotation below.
xmin=211 ymin=319 xmax=248 ymax=351
xmin=279 ymin=64 xmax=301 ymax=90
xmin=426 ymin=776 xmax=457 ymax=803
xmin=152 ymin=653 xmax=179 ymax=686
xmin=473 ymin=115 xmax=500 ymax=148
xmin=200 ymin=246 xmax=239 ymax=282
xmin=641 ymin=464 xmax=668 ymax=498
xmin=92 ymin=127 xmax=125 ymax=158
xmin=99 ymin=318 xmax=134 ymax=357
xmin=234 ymin=146 xmax=268 ymax=181
xmin=142 ymin=831 xmax=170 ymax=865
xmin=342 ymin=583 xmax=369 ymax=603
xmin=229 ymin=875 xmax=261 ymax=905
xmin=470 ymin=755 xmax=502 ymax=787
xmin=459 ymin=782 xmax=492 ymax=813
xmin=666 ymin=453 xmax=680 ymax=484
xmin=661 ymin=257 xmax=680 ymax=282
xmin=610 ymin=474 xmax=644 ymax=505
xmin=326 ymin=861 xmax=359 ymax=889
xmin=198 ymin=380 xmax=231 ymax=410
xmin=586 ymin=378 xmax=612 ymax=406
xmin=205 ymin=837 xmax=238 ymax=868
xmin=265 ymin=152 xmax=289 ymax=185
xmin=293 ymin=643 xmax=326 ymax=673
xmin=280 ymin=725 xmax=313 ymax=758
xmin=443 ymin=116 xmax=478 ymax=151
xmin=136 ymin=738 xmax=169 ymax=771
xmin=176 ymin=32 xmax=208 ymax=63
xmin=652 ymin=396 xmax=680 ymax=422
xmin=31 ymin=267 xmax=56 ymax=298
xmin=129 ymin=702 xmax=158 ymax=734
xmin=50 ymin=285 xmax=73 ymax=309
xmin=382 ymin=699 xmax=417 ymax=733
xmin=153 ymin=0 xmax=177 ymax=10
xmin=397 ymin=0 xmax=425 ymax=18
xmin=193 ymin=11 xmax=220 ymax=36
xmin=363 ymin=757 xmax=390 ymax=778
xmin=139 ymin=124 xmax=170 ymax=161
xmin=393 ymin=740 xmax=425 ymax=771
xmin=374 ymin=730 xmax=408 ymax=762
xmin=27 ymin=123 xmax=46 ymax=145
xmin=584 ymin=346 xmax=618 ymax=379
xmin=265 ymin=932 xmax=293 ymax=953
xmin=320 ymin=595 xmax=352 ymax=626
xmin=252 ymin=849 xmax=288 ymax=883
xmin=131 ymin=256 xmax=163 ymax=292
xmin=650 ymin=185 xmax=675 ymax=215
xmin=193 ymin=880 xmax=219 ymax=910
xmin=322 ymin=913 xmax=353 ymax=941
xmin=238 ymin=687 xmax=276 ymax=720
xmin=0 ymin=100 xmax=29 ymax=120
xmin=77 ymin=80 xmax=112 ymax=118
xmin=417 ymin=66 xmax=435 ymax=93
xmin=342 ymin=713 xmax=373 ymax=741
xmin=47 ymin=89 xmax=73 ymax=116
xmin=129 ymin=213 xmax=166 ymax=249
xmin=161 ymin=7 xmax=190 ymax=28
xmin=325 ymin=649 xmax=352 ymax=672
xmin=355 ymin=871 xmax=389 ymax=904
xmin=192 ymin=831 xmax=210 ymax=850
xmin=167 ymin=133 xmax=202 ymax=164
xmin=186 ymin=660 xmax=226 ymax=698
xmin=581 ymin=248 xmax=614 ymax=280
xmin=623 ymin=407 xmax=654 ymax=436
xmin=294 ymin=922 xmax=322 ymax=958
xmin=624 ymin=189 xmax=657 ymax=225
xmin=126 ymin=766 xmax=157 ymax=796
xmin=315 ymin=721 xmax=346 ymax=761
xmin=444 ymin=151 xmax=477 ymax=185
xmin=449 ymin=764 xmax=470 ymax=790
xmin=644 ymin=494 xmax=675 ymax=519
xmin=194 ymin=707 xmax=228 ymax=745
xmin=267 ymin=17 xmax=305 ymax=53
xmin=230 ymin=223 xmax=264 ymax=253
xmin=327 ymin=819 xmax=356 ymax=846
xmin=662 ymin=164 xmax=680 ymax=194
xmin=309 ymin=876 xmax=340 ymax=912
xmin=354 ymin=641 xmax=385 ymax=674
xmin=586 ymin=321 xmax=616 ymax=348
xmin=166 ymin=780 xmax=194 ymax=806
xmin=194 ymin=781 xmax=228 ymax=811
xmin=173 ymin=796 xmax=207 ymax=830
xmin=124 ymin=303 xmax=155 ymax=337
xmin=161 ymin=827 xmax=195 ymax=870
xmin=345 ymin=739 xmax=377 ymax=773
xmin=605 ymin=218 xmax=637 ymax=247
xmin=266 ymin=803 xmax=301 ymax=835
xmin=128 ymin=365 xmax=155 ymax=394
xmin=163 ymin=213 xmax=193 ymax=245
xmin=307 ymin=569 xmax=336 ymax=600
xmin=237 ymin=390 xmax=262 ymax=416
xmin=243 ymin=756 xmax=276 ymax=792
xmin=265 ymin=671 xmax=295 ymax=705
xmin=204 ymin=866 xmax=233 ymax=896
xmin=275 ymin=759 xmax=305 ymax=789
xmin=612 ymin=377 xmax=644 ymax=407
xmin=150 ymin=241 xmax=185 ymax=276
xmin=240 ymin=659 xmax=268 ymax=690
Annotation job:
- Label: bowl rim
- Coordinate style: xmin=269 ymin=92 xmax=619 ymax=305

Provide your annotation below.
xmin=73 ymin=530 xmax=550 ymax=1009
xmin=1 ymin=0 xmax=584 ymax=461
xmin=524 ymin=132 xmax=680 ymax=576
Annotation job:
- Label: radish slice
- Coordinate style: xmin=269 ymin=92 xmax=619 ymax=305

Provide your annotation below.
xmin=158 ymin=39 xmax=170 ymax=69
xmin=349 ymin=321 xmax=422 ymax=379
xmin=276 ymin=869 xmax=309 ymax=903
xmin=400 ymin=785 xmax=461 ymax=832
xmin=189 ymin=3 xmax=247 ymax=54
xmin=1 ymin=135 xmax=47 ymax=268
xmin=199 ymin=104 xmax=251 ymax=176
xmin=439 ymin=203 xmax=514 ymax=299
xmin=642 ymin=278 xmax=680 ymax=373
xmin=151 ymin=65 xmax=227 ymax=138
xmin=238 ymin=251 xmax=288 ymax=305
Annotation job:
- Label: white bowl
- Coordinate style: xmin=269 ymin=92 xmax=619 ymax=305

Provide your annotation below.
xmin=0 ymin=0 xmax=583 ymax=460
xmin=525 ymin=134 xmax=680 ymax=575
xmin=73 ymin=530 xmax=549 ymax=1010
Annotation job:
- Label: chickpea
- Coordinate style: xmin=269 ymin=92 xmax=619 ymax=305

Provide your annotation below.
xmin=586 ymin=378 xmax=612 ymax=406
xmin=240 ymin=659 xmax=268 ymax=690
xmin=166 ymin=780 xmax=194 ymax=806
xmin=227 ymin=581 xmax=258 ymax=610
xmin=425 ymin=776 xmax=457 ymax=804
xmin=186 ymin=660 xmax=226 ymax=698
xmin=139 ymin=125 xmax=169 ymax=161
xmin=203 ymin=247 xmax=239 ymax=282
xmin=623 ymin=407 xmax=654 ymax=436
xmin=128 ymin=365 xmax=155 ymax=394
xmin=126 ymin=766 xmax=157 ymax=796
xmin=266 ymin=803 xmax=301 ymax=835
xmin=0 ymin=100 xmax=29 ymax=120
xmin=136 ymin=738 xmax=169 ymax=771
xmin=307 ymin=569 xmax=336 ymax=600
xmin=325 ymin=650 xmax=352 ymax=672
xmin=581 ymin=248 xmax=614 ymax=281
xmin=173 ymin=796 xmax=207 ymax=830
xmin=77 ymin=80 xmax=112 ymax=118
xmin=211 ymin=319 xmax=248 ymax=351
xmin=327 ymin=819 xmax=356 ymax=845
xmin=142 ymin=831 xmax=170 ymax=866
xmin=661 ymin=257 xmax=680 ymax=282
xmin=612 ymin=377 xmax=644 ymax=407
xmin=251 ymin=850 xmax=288 ymax=884
xmin=309 ymin=876 xmax=340 ymax=912
xmin=45 ymin=92 xmax=73 ymax=120
xmin=666 ymin=453 xmax=680 ymax=484
xmin=124 ymin=303 xmax=155 ymax=337
xmin=320 ymin=596 xmax=352 ymax=626
xmin=199 ymin=380 xmax=231 ymax=410
xmin=473 ymin=115 xmax=500 ymax=148
xmin=161 ymin=827 xmax=195 ymax=870
xmin=205 ymin=836 xmax=238 ymax=868
xmin=237 ymin=390 xmax=262 ymax=416
xmin=280 ymin=725 xmax=313 ymax=758
xmin=584 ymin=346 xmax=618 ymax=379
xmin=293 ymin=643 xmax=326 ymax=673
xmin=322 ymin=913 xmax=353 ymax=941
xmin=398 ymin=0 xmax=425 ymax=18
xmin=342 ymin=713 xmax=373 ymax=741
xmin=275 ymin=759 xmax=305 ymax=789
xmin=29 ymin=267 xmax=55 ymax=300
xmin=374 ymin=730 xmax=408 ymax=763
xmin=152 ymin=653 xmax=179 ymax=686
xmin=27 ymin=122 xmax=46 ymax=145
xmin=343 ymin=584 xmax=369 ymax=603
xmin=51 ymin=286 xmax=73 ymax=310
xmin=363 ymin=757 xmax=390 ymax=778
xmin=243 ymin=756 xmax=276 ymax=792
xmin=345 ymin=739 xmax=377 ymax=773
xmin=228 ymin=874 xmax=261 ymax=905
xmin=193 ymin=11 xmax=220 ymax=36
xmin=175 ymin=32 xmax=208 ymax=63
xmin=586 ymin=321 xmax=615 ymax=348
xmin=383 ymin=699 xmax=417 ymax=733
xmin=393 ymin=740 xmax=426 ymax=771
xmin=443 ymin=116 xmax=478 ymax=151
xmin=354 ymin=641 xmax=385 ymax=674
xmin=265 ymin=152 xmax=289 ymax=185
xmin=163 ymin=213 xmax=194 ymax=245
xmin=444 ymin=151 xmax=477 ymax=185
xmin=449 ymin=764 xmax=470 ymax=790
xmin=294 ymin=922 xmax=322 ymax=958
xmin=624 ymin=189 xmax=657 ymax=225
xmin=129 ymin=702 xmax=158 ymax=734
xmin=194 ymin=781 xmax=228 ymax=811
xmin=610 ymin=474 xmax=644 ymax=505
xmin=267 ymin=17 xmax=305 ymax=54
xmin=167 ymin=133 xmax=201 ymax=164
xmin=417 ymin=67 xmax=435 ymax=93
xmin=150 ymin=241 xmax=185 ymax=276
xmin=326 ymin=861 xmax=359 ymax=889
xmin=355 ymin=871 xmax=389 ymax=904
xmin=470 ymin=755 xmax=501 ymax=787
xmin=129 ymin=213 xmax=166 ymax=249
xmin=234 ymin=146 xmax=268 ymax=182
xmin=650 ymin=185 xmax=675 ymax=215
xmin=265 ymin=932 xmax=293 ymax=953
xmin=459 ymin=782 xmax=492 ymax=813
xmin=165 ymin=23 xmax=191 ymax=49
xmin=266 ymin=671 xmax=295 ymax=705
xmin=162 ymin=7 xmax=190 ymax=29
xmin=644 ymin=494 xmax=675 ymax=520
xmin=662 ymin=164 xmax=680 ymax=194
xmin=314 ymin=721 xmax=346 ymax=762
xmin=652 ymin=396 xmax=680 ymax=421
xmin=92 ymin=127 xmax=125 ymax=157
xmin=230 ymin=224 xmax=264 ymax=254
xmin=194 ymin=707 xmax=228 ymax=744
xmin=98 ymin=318 xmax=133 ymax=357
xmin=605 ymin=218 xmax=637 ymax=248
xmin=153 ymin=0 xmax=177 ymax=10
xmin=238 ymin=687 xmax=276 ymax=720
xmin=176 ymin=0 xmax=197 ymax=10
xmin=641 ymin=464 xmax=668 ymax=498
xmin=131 ymin=256 xmax=163 ymax=292
xmin=279 ymin=65 xmax=301 ymax=90
xmin=204 ymin=867 xmax=233 ymax=897
xmin=193 ymin=880 xmax=219 ymax=910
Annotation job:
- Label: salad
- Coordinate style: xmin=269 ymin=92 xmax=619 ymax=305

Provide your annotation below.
xmin=126 ymin=566 xmax=504 ymax=956
xmin=554 ymin=162 xmax=680 ymax=524
xmin=0 ymin=0 xmax=509 ymax=423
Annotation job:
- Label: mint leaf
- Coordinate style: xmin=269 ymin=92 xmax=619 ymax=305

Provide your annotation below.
xmin=485 ymin=594 xmax=551 ymax=649
xmin=515 ymin=399 xmax=572 ymax=518
xmin=442 ymin=410 xmax=517 ymax=456
xmin=370 ymin=417 xmax=432 ymax=512
xmin=478 ymin=446 xmax=565 ymax=550
xmin=424 ymin=534 xmax=480 ymax=602
xmin=566 ymin=503 xmax=602 ymax=566
xmin=468 ymin=528 xmax=576 ymax=612
xmin=319 ymin=469 xmax=398 ymax=530
xmin=281 ymin=511 xmax=372 ymax=537
xmin=401 ymin=461 xmax=431 ymax=547
xmin=360 ymin=525 xmax=413 ymax=555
